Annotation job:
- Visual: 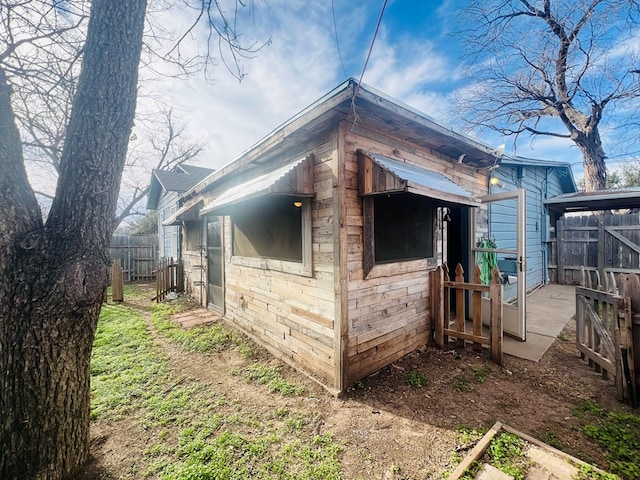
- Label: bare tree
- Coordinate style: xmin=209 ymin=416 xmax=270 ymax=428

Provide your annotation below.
xmin=0 ymin=1 xmax=264 ymax=478
xmin=116 ymin=108 xmax=207 ymax=226
xmin=456 ymin=0 xmax=640 ymax=191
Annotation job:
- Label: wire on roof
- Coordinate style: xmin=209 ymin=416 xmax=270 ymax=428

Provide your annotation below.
xmin=331 ymin=0 xmax=347 ymax=79
xmin=350 ymin=0 xmax=389 ymax=129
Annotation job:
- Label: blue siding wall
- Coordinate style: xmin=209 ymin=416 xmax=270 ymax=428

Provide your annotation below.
xmin=487 ymin=165 xmax=568 ymax=300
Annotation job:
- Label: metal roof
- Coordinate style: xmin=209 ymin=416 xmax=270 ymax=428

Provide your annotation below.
xmin=200 ymin=157 xmax=311 ymax=216
xmin=366 ymin=152 xmax=479 ymax=207
xmin=544 ymin=188 xmax=640 ymax=212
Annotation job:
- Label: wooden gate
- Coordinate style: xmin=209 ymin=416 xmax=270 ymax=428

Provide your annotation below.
xmin=431 ymin=263 xmax=504 ymax=365
xmin=576 ymin=270 xmax=637 ymax=406
xmin=153 ymin=258 xmax=184 ymax=302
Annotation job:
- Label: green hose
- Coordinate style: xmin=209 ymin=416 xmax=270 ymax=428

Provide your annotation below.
xmin=476 ymin=238 xmax=498 ymax=285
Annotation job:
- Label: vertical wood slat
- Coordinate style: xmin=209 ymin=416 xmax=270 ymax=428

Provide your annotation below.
xmin=622 ymin=274 xmax=640 ymax=406
xmin=490 ymin=266 xmax=503 ymax=365
xmin=432 ymin=267 xmax=444 ymax=348
xmin=576 ymin=278 xmax=637 ymax=405
xmin=472 ymin=265 xmax=482 ymax=353
xmin=455 ymin=264 xmax=465 ymax=348
xmin=154 ymin=257 xmax=184 ymax=303
xmin=435 ymin=263 xmax=503 ymax=366
xmin=557 ymin=217 xmax=566 ymax=285
xmin=443 ymin=263 xmax=451 ymax=346
xmin=111 ymin=261 xmax=124 ymax=302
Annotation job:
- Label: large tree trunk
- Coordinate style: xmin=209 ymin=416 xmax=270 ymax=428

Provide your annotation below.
xmin=576 ymin=129 xmax=607 ymax=192
xmin=0 ymin=1 xmax=147 ymax=479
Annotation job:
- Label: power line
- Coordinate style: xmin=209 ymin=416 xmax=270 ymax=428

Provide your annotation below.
xmin=351 ymin=0 xmax=388 ymax=126
xmin=331 ymin=0 xmax=347 ymax=79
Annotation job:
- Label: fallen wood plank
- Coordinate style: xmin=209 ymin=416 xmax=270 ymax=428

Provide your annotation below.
xmin=447 ymin=422 xmax=503 ymax=480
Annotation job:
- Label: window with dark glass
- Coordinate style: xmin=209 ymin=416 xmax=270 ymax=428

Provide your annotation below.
xmin=231 ymin=196 xmax=303 ymax=262
xmin=370 ymin=193 xmax=434 ymax=263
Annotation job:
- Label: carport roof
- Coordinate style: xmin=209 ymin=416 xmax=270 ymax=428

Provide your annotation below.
xmin=544 ymin=188 xmax=640 ymax=212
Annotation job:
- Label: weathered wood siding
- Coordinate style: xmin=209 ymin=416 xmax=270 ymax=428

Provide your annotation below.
xmin=219 ymin=132 xmax=339 ymax=388
xmin=181 ymin=221 xmax=206 ymax=302
xmin=157 ymin=191 xmax=180 ymax=260
xmin=487 ymin=166 xmax=565 ymax=300
xmin=341 ymin=125 xmax=488 ymax=384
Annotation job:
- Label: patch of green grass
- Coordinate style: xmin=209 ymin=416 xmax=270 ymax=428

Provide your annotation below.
xmin=539 ymin=430 xmax=562 ymax=450
xmin=573 ymin=399 xmax=605 ymax=419
xmin=243 ymin=363 xmax=305 ymax=396
xmin=575 ymin=464 xmax=620 ymax=480
xmin=557 ymin=332 xmax=570 ymax=341
xmin=582 ymin=410 xmax=640 ymax=479
xmin=150 ymin=304 xmax=253 ymax=357
xmin=471 ymin=364 xmax=492 ymax=383
xmin=91 ymin=304 xmax=167 ymax=420
xmin=92 ymin=302 xmax=343 ymax=480
xmin=455 ymin=426 xmax=486 ymax=444
xmin=406 ymin=371 xmax=428 ymax=387
xmin=451 ymin=374 xmax=473 ymax=392
xmin=486 ymin=433 xmax=530 ymax=480
xmin=154 ymin=429 xmax=342 ymax=480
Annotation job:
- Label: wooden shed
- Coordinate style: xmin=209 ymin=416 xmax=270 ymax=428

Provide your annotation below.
xmin=165 ymin=79 xmax=569 ymax=392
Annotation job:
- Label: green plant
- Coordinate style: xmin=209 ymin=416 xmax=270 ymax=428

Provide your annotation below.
xmin=486 ymin=433 xmax=530 ymax=480
xmin=557 ymin=332 xmax=570 ymax=341
xmin=575 ymin=464 xmax=620 ymax=480
xmin=573 ymin=400 xmax=605 ymax=419
xmin=406 ymin=371 xmax=428 ymax=387
xmin=582 ymin=410 xmax=640 ymax=479
xmin=244 ymin=363 xmax=305 ymax=396
xmin=451 ymin=375 xmax=473 ymax=392
xmin=539 ymin=430 xmax=561 ymax=450
xmin=472 ymin=364 xmax=492 ymax=383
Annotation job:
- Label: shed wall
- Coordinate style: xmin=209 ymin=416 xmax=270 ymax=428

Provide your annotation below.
xmin=342 ymin=126 xmax=489 ymax=384
xmin=210 ymin=131 xmax=340 ymax=387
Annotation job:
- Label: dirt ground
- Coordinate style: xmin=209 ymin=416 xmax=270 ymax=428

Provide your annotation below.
xmin=79 ymin=286 xmax=633 ymax=480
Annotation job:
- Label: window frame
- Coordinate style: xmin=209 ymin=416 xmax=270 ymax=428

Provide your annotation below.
xmin=230 ymin=197 xmax=313 ymax=277
xmin=363 ymin=193 xmax=437 ymax=278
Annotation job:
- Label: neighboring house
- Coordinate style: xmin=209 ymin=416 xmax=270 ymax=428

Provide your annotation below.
xmin=164 ymin=79 xmax=575 ymax=392
xmin=146 ymin=164 xmax=214 ymax=260
xmin=484 ymin=155 xmax=576 ymax=302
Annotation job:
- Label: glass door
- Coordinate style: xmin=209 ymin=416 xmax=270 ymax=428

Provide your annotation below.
xmin=206 ymin=217 xmax=224 ymax=311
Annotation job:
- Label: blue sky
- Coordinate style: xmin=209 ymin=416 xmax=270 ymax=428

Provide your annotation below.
xmin=142 ymin=0 xmax=633 ymax=182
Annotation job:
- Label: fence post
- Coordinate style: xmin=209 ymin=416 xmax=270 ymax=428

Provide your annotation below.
xmin=455 ymin=263 xmax=465 ymax=348
xmin=433 ymin=267 xmax=444 ymax=348
xmin=557 ymin=217 xmax=565 ymax=285
xmin=490 ymin=266 xmax=503 ymax=365
xmin=472 ymin=265 xmax=482 ymax=353
xmin=111 ymin=261 xmax=124 ymax=302
xmin=622 ymin=273 xmax=640 ymax=407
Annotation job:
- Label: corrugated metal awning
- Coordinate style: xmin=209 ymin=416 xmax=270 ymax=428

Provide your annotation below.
xmin=162 ymin=197 xmax=203 ymax=226
xmin=359 ymin=151 xmax=479 ymax=207
xmin=201 ymin=155 xmax=314 ymax=216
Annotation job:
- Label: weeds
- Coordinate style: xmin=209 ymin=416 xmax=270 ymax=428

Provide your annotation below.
xmin=151 ymin=304 xmax=251 ymax=355
xmin=471 ymin=364 xmax=492 ymax=383
xmin=451 ymin=375 xmax=473 ymax=392
xmin=92 ymin=293 xmax=340 ymax=480
xmin=582 ymin=410 xmax=640 ymax=479
xmin=406 ymin=371 xmax=428 ymax=387
xmin=486 ymin=433 xmax=530 ymax=480
xmin=236 ymin=363 xmax=305 ymax=396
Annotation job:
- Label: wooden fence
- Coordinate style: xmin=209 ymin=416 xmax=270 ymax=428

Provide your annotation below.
xmin=550 ymin=211 xmax=640 ymax=287
xmin=154 ymin=257 xmax=184 ymax=302
xmin=576 ymin=268 xmax=638 ymax=407
xmin=110 ymin=234 xmax=158 ymax=282
xmin=431 ymin=263 xmax=504 ymax=365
